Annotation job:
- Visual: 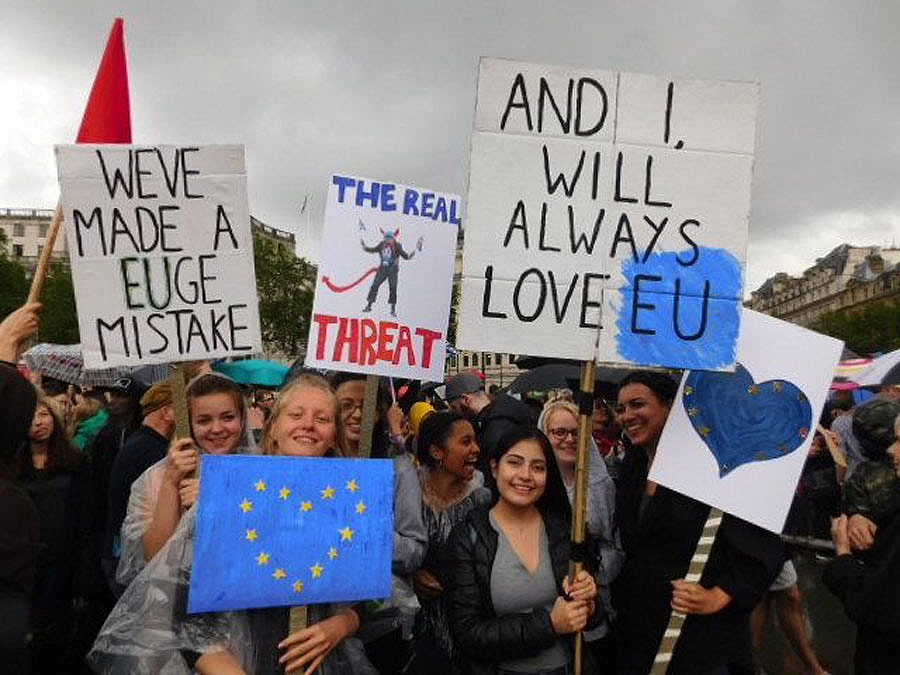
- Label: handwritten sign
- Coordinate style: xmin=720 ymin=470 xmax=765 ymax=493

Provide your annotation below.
xmin=305 ymin=174 xmax=458 ymax=381
xmin=56 ymin=145 xmax=262 ymax=368
xmin=458 ymin=59 xmax=758 ymax=370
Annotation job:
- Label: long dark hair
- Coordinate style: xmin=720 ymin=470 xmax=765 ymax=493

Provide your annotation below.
xmin=490 ymin=427 xmax=572 ymax=522
xmin=416 ymin=410 xmax=469 ymax=468
xmin=617 ymin=371 xmax=679 ymax=407
xmin=14 ymin=396 xmax=82 ymax=477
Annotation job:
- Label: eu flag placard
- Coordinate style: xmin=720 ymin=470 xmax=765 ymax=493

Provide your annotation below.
xmin=188 ymin=455 xmax=393 ymax=613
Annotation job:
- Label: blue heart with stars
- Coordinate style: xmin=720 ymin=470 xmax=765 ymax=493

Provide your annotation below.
xmin=683 ymin=363 xmax=812 ymax=477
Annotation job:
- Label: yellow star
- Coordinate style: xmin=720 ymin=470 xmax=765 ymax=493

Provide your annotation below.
xmin=698 ymin=426 xmax=712 ymax=437
xmin=355 ymin=500 xmax=367 ymax=514
xmin=321 ymin=485 xmax=336 ymax=499
xmin=328 ymin=546 xmax=338 ymax=560
xmin=300 ymin=501 xmax=313 ymax=512
xmin=339 ymin=526 xmax=354 ymax=542
xmin=686 ymin=407 xmax=699 ymax=417
xmin=747 ymin=384 xmax=760 ymax=395
xmin=310 ymin=563 xmax=323 ymax=578
xmin=279 ymin=486 xmax=291 ymax=500
xmin=684 ymin=385 xmax=693 ymax=396
xmin=272 ymin=568 xmax=286 ymax=579
xmin=292 ymin=580 xmax=304 ymax=593
xmin=772 ymin=381 xmax=783 ymax=392
xmin=246 ymin=528 xmax=258 ymax=541
xmin=239 ymin=499 xmax=253 ymax=513
xmin=346 ymin=479 xmax=360 ymax=493
xmin=256 ymin=551 xmax=270 ymax=565
xmin=255 ymin=479 xmax=266 ymax=492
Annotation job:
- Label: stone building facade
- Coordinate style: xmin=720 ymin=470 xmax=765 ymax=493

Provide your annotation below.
xmin=747 ymin=244 xmax=900 ymax=326
xmin=0 ymin=207 xmax=67 ymax=270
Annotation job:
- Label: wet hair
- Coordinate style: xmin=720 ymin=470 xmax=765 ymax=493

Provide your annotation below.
xmin=261 ymin=373 xmax=342 ymax=456
xmin=617 ymin=371 xmax=679 ymax=406
xmin=490 ymin=427 xmax=572 ymax=522
xmin=14 ymin=393 xmax=81 ymax=476
xmin=416 ymin=410 xmax=469 ymax=468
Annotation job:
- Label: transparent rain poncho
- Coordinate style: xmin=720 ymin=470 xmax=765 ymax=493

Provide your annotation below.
xmin=90 ymin=506 xmax=377 ymax=674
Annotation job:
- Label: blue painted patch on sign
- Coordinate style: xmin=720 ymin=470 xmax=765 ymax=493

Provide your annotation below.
xmin=188 ymin=455 xmax=393 ymax=613
xmin=683 ymin=363 xmax=813 ymax=476
xmin=615 ymin=247 xmax=742 ymax=370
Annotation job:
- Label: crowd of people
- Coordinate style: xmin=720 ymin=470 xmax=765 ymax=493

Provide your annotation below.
xmin=1 ymin=299 xmax=899 ymax=675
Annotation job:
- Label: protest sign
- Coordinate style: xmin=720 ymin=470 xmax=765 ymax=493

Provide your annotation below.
xmin=458 ymin=58 xmax=758 ymax=370
xmin=305 ymin=174 xmax=459 ymax=381
xmin=189 ymin=455 xmax=393 ymax=612
xmin=56 ymin=144 xmax=262 ymax=368
xmin=649 ymin=309 xmax=843 ymax=533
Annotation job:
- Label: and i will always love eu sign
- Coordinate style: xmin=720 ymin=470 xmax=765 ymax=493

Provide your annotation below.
xmin=458 ymin=58 xmax=759 ymax=370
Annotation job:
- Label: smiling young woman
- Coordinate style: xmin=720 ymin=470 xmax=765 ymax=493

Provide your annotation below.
xmin=413 ymin=411 xmax=491 ymax=673
xmin=116 ymin=373 xmax=254 ymax=588
xmin=611 ymin=371 xmax=784 ymax=674
xmin=445 ymin=427 xmax=599 ymax=675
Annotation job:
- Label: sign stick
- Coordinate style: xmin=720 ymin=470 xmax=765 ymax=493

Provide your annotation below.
xmin=26 ymin=202 xmax=63 ymax=303
xmin=168 ymin=363 xmax=191 ymax=439
xmin=359 ymin=374 xmax=380 ymax=458
xmin=649 ymin=507 xmax=724 ymax=673
xmin=570 ymin=359 xmax=596 ymax=675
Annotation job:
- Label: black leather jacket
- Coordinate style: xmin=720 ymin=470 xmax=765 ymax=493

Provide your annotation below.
xmin=445 ymin=505 xmax=596 ymax=675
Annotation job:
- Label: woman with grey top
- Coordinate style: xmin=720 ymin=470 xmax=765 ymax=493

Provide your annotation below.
xmin=414 ymin=411 xmax=491 ymax=674
xmin=446 ymin=427 xmax=599 ymax=675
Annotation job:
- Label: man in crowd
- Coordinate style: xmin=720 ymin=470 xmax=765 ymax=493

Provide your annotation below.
xmin=103 ymin=382 xmax=175 ymax=594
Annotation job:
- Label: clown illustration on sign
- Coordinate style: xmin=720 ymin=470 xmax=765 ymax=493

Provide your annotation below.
xmin=360 ymin=226 xmax=424 ymax=316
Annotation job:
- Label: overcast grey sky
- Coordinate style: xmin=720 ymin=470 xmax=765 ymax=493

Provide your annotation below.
xmin=3 ymin=1 xmax=899 ymax=293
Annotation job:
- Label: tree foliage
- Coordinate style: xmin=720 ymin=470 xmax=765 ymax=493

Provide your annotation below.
xmin=0 ymin=230 xmax=28 ymax=319
xmin=813 ymin=299 xmax=900 ymax=355
xmin=253 ymin=234 xmax=317 ymax=358
xmin=37 ymin=262 xmax=80 ymax=343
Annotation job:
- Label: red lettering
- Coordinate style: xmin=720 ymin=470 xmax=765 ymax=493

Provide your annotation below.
xmin=393 ymin=325 xmax=415 ymax=366
xmin=312 ymin=314 xmax=338 ymax=359
xmin=377 ymin=321 xmax=398 ymax=363
xmin=415 ymin=328 xmax=443 ymax=368
xmin=360 ymin=319 xmax=378 ymax=365
xmin=332 ymin=317 xmax=360 ymax=363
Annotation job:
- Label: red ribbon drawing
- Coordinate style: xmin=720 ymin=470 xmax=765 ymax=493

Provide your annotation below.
xmin=321 ymin=267 xmax=378 ymax=293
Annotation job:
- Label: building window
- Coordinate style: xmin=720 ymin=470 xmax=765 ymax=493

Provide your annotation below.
xmin=36 ymin=245 xmax=43 ymax=259
xmin=13 ymin=223 xmax=25 ymax=237
xmin=485 ymin=354 xmax=492 ymax=366
xmin=39 ymin=223 xmax=49 ymax=237
xmin=462 ymin=354 xmax=469 ymax=367
xmin=473 ymin=353 xmax=479 ymax=366
xmin=495 ymin=353 xmax=503 ymax=364
xmin=12 ymin=244 xmax=23 ymax=257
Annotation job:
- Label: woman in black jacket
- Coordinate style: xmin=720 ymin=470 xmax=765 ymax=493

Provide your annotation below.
xmin=612 ymin=371 xmax=783 ymax=675
xmin=446 ymin=427 xmax=598 ymax=675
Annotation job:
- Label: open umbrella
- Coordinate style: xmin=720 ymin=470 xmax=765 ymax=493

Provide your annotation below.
xmin=213 ymin=359 xmax=289 ymax=388
xmin=23 ymin=343 xmax=131 ymax=387
xmin=856 ymin=348 xmax=900 ymax=387
xmin=506 ymin=362 xmax=628 ymax=399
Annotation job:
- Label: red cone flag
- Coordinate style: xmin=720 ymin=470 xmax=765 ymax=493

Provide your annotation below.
xmin=76 ymin=18 xmax=132 ymax=143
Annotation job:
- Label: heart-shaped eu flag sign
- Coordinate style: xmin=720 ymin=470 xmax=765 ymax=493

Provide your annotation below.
xmin=683 ymin=363 xmax=813 ymax=477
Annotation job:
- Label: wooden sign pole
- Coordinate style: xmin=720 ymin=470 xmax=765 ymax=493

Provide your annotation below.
xmin=570 ymin=359 xmax=595 ymax=675
xmin=168 ymin=363 xmax=191 ymax=439
xmin=358 ymin=374 xmax=380 ymax=458
xmin=26 ymin=202 xmax=64 ymax=303
xmin=649 ymin=507 xmax=723 ymax=674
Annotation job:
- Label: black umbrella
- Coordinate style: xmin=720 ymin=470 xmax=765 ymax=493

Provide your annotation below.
xmin=507 ymin=363 xmax=627 ymax=399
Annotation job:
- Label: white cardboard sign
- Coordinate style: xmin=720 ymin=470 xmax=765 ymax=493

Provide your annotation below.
xmin=458 ymin=58 xmax=758 ymax=370
xmin=649 ymin=309 xmax=843 ymax=533
xmin=304 ymin=174 xmax=459 ymax=381
xmin=56 ymin=144 xmax=262 ymax=368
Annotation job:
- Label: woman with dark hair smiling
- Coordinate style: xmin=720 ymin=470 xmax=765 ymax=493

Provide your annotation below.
xmin=612 ymin=371 xmax=783 ymax=675
xmin=445 ymin=427 xmax=598 ymax=675
xmin=414 ymin=410 xmax=490 ymax=673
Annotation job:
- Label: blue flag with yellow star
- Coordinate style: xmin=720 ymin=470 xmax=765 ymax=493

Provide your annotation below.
xmin=188 ymin=455 xmax=393 ymax=613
